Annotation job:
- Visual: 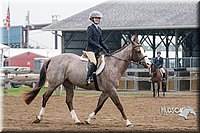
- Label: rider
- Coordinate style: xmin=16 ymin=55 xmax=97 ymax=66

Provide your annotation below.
xmin=85 ymin=11 xmax=110 ymax=85
xmin=153 ymin=51 xmax=166 ymax=81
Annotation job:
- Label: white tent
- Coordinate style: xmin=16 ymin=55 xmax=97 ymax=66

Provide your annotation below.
xmin=0 ymin=44 xmax=10 ymax=67
xmin=0 ymin=44 xmax=9 ymax=50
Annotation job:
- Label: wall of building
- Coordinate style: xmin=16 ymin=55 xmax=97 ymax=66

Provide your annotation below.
xmin=8 ymin=52 xmax=44 ymax=70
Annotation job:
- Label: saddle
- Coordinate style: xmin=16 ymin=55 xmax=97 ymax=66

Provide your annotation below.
xmin=159 ymin=68 xmax=165 ymax=78
xmin=80 ymin=51 xmax=106 ymax=75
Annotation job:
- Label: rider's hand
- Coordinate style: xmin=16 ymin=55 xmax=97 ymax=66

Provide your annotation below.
xmin=98 ymin=45 xmax=103 ymax=51
xmin=106 ymin=50 xmax=111 ymax=55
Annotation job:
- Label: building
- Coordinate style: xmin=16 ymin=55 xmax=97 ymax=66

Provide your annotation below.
xmin=6 ymin=52 xmax=45 ymax=70
xmin=0 ymin=26 xmax=23 ymax=48
xmin=42 ymin=1 xmax=199 ymax=91
xmin=43 ymin=0 xmax=199 ymax=67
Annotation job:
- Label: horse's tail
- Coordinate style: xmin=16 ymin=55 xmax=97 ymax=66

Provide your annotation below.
xmin=23 ymin=59 xmax=51 ymax=105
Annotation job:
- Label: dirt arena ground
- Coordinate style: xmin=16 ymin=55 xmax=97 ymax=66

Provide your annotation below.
xmin=2 ymin=91 xmax=199 ymax=132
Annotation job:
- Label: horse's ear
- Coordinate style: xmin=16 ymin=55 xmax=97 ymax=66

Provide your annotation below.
xmin=131 ymin=35 xmax=141 ymax=47
xmin=131 ymin=35 xmax=136 ymax=42
xmin=132 ymin=42 xmax=142 ymax=48
xmin=131 ymin=35 xmax=139 ymax=42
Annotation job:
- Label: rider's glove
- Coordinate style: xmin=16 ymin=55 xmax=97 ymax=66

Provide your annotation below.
xmin=98 ymin=45 xmax=103 ymax=51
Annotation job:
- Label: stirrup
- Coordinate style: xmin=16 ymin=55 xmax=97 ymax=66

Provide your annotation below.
xmin=86 ymin=77 xmax=94 ymax=85
xmin=162 ymin=78 xmax=166 ymax=82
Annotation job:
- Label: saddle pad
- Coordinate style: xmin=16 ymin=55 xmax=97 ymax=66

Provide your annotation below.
xmin=95 ymin=55 xmax=105 ymax=75
xmin=80 ymin=55 xmax=105 ymax=75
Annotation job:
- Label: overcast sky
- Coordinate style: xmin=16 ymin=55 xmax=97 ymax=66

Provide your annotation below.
xmin=0 ymin=0 xmax=108 ymax=50
xmin=0 ymin=0 xmax=197 ymax=50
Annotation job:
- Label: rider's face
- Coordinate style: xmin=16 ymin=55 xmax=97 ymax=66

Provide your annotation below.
xmin=93 ymin=17 xmax=101 ymax=24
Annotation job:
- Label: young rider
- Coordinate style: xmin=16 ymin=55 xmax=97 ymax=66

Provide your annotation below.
xmin=154 ymin=51 xmax=166 ymax=81
xmin=85 ymin=11 xmax=110 ymax=85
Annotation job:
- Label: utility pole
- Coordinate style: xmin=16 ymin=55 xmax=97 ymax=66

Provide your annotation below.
xmin=52 ymin=15 xmax=60 ymax=49
xmin=25 ymin=11 xmax=30 ymax=48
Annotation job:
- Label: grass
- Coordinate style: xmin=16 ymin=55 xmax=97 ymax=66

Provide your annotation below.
xmin=3 ymin=87 xmax=194 ymax=97
xmin=1 ymin=87 xmax=152 ymax=97
xmin=2 ymin=87 xmax=47 ymax=97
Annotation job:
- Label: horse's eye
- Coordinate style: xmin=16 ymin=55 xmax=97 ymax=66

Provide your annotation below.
xmin=137 ymin=51 xmax=141 ymax=53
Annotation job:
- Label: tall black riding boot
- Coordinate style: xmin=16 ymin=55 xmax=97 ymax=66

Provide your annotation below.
xmin=86 ymin=61 xmax=96 ymax=85
xmin=162 ymin=73 xmax=166 ymax=82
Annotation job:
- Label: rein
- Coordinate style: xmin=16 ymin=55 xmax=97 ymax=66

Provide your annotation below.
xmin=108 ymin=55 xmax=130 ymax=63
xmin=106 ymin=55 xmax=147 ymax=66
xmin=106 ymin=44 xmax=147 ymax=64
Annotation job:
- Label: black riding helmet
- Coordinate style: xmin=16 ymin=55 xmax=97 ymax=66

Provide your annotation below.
xmin=157 ymin=51 xmax=161 ymax=54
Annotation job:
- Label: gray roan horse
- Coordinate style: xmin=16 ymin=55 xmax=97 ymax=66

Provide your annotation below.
xmin=149 ymin=63 xmax=167 ymax=97
xmin=23 ymin=39 xmax=150 ymax=127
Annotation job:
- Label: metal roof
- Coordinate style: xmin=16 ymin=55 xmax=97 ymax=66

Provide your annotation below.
xmin=43 ymin=1 xmax=198 ymax=31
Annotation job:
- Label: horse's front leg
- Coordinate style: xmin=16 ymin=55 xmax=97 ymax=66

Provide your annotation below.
xmin=109 ymin=88 xmax=133 ymax=127
xmin=152 ymin=83 xmax=155 ymax=98
xmin=85 ymin=91 xmax=109 ymax=124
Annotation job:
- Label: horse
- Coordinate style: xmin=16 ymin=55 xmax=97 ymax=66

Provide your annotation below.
xmin=23 ymin=38 xmax=150 ymax=127
xmin=149 ymin=63 xmax=167 ymax=97
xmin=178 ymin=106 xmax=196 ymax=120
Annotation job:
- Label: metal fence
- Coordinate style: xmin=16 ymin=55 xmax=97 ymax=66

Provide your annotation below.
xmin=121 ymin=57 xmax=199 ymax=91
xmin=163 ymin=57 xmax=199 ymax=68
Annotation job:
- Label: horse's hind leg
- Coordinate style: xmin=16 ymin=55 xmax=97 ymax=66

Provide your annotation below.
xmin=85 ymin=91 xmax=109 ymax=124
xmin=162 ymin=81 xmax=166 ymax=97
xmin=33 ymin=84 xmax=56 ymax=123
xmin=157 ymin=83 xmax=160 ymax=97
xmin=63 ymin=80 xmax=81 ymax=124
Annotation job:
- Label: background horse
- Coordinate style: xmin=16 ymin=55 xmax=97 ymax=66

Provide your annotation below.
xmin=149 ymin=63 xmax=167 ymax=97
xmin=23 ymin=38 xmax=150 ymax=127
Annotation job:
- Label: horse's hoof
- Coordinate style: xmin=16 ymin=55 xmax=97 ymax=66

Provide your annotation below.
xmin=75 ymin=121 xmax=84 ymax=125
xmin=32 ymin=116 xmax=41 ymax=124
xmin=84 ymin=120 xmax=90 ymax=125
xmin=126 ymin=124 xmax=133 ymax=127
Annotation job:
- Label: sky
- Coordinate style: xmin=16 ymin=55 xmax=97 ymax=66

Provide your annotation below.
xmin=0 ymin=0 xmax=108 ymax=50
xmin=0 ymin=0 xmax=198 ymax=51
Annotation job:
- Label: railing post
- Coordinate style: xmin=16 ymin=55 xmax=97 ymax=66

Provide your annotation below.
xmin=4 ymin=71 xmax=9 ymax=96
xmin=190 ymin=56 xmax=192 ymax=68
xmin=134 ymin=64 xmax=138 ymax=92
xmin=134 ymin=78 xmax=138 ymax=92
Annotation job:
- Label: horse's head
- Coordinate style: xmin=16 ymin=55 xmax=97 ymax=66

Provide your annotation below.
xmin=130 ymin=35 xmax=151 ymax=68
xmin=149 ymin=63 xmax=157 ymax=76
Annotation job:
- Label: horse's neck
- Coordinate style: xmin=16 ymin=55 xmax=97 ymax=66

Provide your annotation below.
xmin=154 ymin=68 xmax=163 ymax=78
xmin=114 ymin=45 xmax=132 ymax=62
xmin=111 ymin=45 xmax=132 ymax=76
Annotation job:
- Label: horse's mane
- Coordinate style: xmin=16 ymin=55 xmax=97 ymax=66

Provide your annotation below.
xmin=111 ymin=44 xmax=129 ymax=55
xmin=151 ymin=63 xmax=159 ymax=72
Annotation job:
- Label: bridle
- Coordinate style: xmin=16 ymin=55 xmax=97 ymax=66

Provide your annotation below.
xmin=150 ymin=63 xmax=159 ymax=75
xmin=108 ymin=54 xmax=130 ymax=63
